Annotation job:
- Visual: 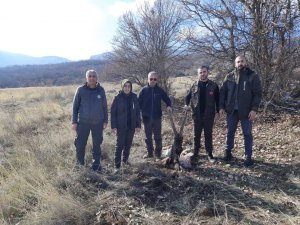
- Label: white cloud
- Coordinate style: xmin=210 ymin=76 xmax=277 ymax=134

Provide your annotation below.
xmin=0 ymin=0 xmax=157 ymax=60
xmin=0 ymin=0 xmax=114 ymax=60
xmin=108 ymin=0 xmax=155 ymax=18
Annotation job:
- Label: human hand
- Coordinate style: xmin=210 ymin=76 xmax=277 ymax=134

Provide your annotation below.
xmin=248 ymin=110 xmax=257 ymax=121
xmin=219 ymin=109 xmax=225 ymax=116
xmin=72 ymin=123 xmax=77 ymax=131
xmin=103 ymin=123 xmax=107 ymax=129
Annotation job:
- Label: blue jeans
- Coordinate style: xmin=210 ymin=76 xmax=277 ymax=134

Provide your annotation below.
xmin=226 ymin=111 xmax=253 ymax=157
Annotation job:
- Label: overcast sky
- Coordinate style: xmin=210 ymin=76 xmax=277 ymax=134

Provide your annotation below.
xmin=0 ymin=0 xmax=154 ymax=60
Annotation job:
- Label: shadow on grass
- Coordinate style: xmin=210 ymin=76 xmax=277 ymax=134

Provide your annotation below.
xmin=67 ymin=158 xmax=299 ymax=224
xmin=97 ymin=159 xmax=298 ymax=224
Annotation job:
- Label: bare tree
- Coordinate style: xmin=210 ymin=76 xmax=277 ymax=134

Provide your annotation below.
xmin=179 ymin=0 xmax=300 ymax=105
xmin=111 ymin=0 xmax=188 ymax=92
xmin=240 ymin=0 xmax=300 ymax=104
xmin=180 ymin=0 xmax=246 ymax=70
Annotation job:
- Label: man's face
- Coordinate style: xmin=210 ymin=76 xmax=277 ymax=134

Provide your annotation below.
xmin=198 ymin=68 xmax=208 ymax=81
xmin=123 ymin=83 xmax=131 ymax=94
xmin=148 ymin=74 xmax=158 ymax=87
xmin=86 ymin=72 xmax=97 ymax=86
xmin=235 ymin=57 xmax=247 ymax=70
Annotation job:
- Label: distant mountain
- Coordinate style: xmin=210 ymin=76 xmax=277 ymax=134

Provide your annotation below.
xmin=0 ymin=51 xmax=71 ymax=68
xmin=90 ymin=52 xmax=113 ymax=60
xmin=0 ymin=59 xmax=106 ymax=88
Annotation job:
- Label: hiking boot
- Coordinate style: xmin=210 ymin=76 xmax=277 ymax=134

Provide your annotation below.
xmin=143 ymin=154 xmax=154 ymax=159
xmin=244 ymin=156 xmax=254 ymax=167
xmin=207 ymin=154 xmax=216 ymax=163
xmin=123 ymin=161 xmax=131 ymax=167
xmin=223 ymin=151 xmax=232 ymax=162
xmin=155 ymin=154 xmax=162 ymax=160
xmin=91 ymin=165 xmax=102 ymax=173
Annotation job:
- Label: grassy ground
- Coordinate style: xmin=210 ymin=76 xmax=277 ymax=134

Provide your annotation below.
xmin=0 ymin=81 xmax=299 ymax=225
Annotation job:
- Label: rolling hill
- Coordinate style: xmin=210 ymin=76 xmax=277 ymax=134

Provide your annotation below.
xmin=0 ymin=59 xmax=106 ymax=88
xmin=0 ymin=50 xmax=70 ymax=68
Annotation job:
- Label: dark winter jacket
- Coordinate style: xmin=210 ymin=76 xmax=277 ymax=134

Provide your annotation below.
xmin=138 ymin=84 xmax=171 ymax=119
xmin=111 ymin=92 xmax=141 ymax=130
xmin=72 ymin=83 xmax=108 ymax=124
xmin=220 ymin=67 xmax=262 ymax=119
xmin=185 ymin=80 xmax=220 ymax=119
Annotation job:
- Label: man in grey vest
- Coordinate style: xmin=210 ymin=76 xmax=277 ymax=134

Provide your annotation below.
xmin=72 ymin=70 xmax=108 ymax=172
xmin=185 ymin=65 xmax=220 ymax=164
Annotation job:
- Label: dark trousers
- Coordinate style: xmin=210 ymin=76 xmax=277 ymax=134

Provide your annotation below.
xmin=115 ymin=128 xmax=135 ymax=168
xmin=193 ymin=115 xmax=215 ymax=156
xmin=226 ymin=111 xmax=253 ymax=157
xmin=143 ymin=117 xmax=162 ymax=157
xmin=74 ymin=121 xmax=103 ymax=170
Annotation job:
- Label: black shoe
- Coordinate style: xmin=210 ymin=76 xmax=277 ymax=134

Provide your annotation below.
xmin=91 ymin=164 xmax=102 ymax=173
xmin=207 ymin=154 xmax=216 ymax=163
xmin=244 ymin=157 xmax=254 ymax=167
xmin=143 ymin=154 xmax=154 ymax=159
xmin=123 ymin=161 xmax=131 ymax=167
xmin=223 ymin=151 xmax=232 ymax=162
xmin=155 ymin=154 xmax=162 ymax=161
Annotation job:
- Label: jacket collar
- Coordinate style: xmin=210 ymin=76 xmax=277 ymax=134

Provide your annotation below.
xmin=85 ymin=82 xmax=100 ymax=88
xmin=147 ymin=83 xmax=158 ymax=88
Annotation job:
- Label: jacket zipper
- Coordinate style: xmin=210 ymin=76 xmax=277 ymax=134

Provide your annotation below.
xmin=151 ymin=88 xmax=154 ymax=118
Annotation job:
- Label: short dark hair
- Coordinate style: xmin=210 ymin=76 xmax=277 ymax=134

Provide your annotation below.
xmin=198 ymin=65 xmax=209 ymax=71
xmin=235 ymin=55 xmax=246 ymax=61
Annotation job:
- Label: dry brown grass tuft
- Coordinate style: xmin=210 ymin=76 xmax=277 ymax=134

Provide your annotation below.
xmin=0 ymin=83 xmax=299 ymax=225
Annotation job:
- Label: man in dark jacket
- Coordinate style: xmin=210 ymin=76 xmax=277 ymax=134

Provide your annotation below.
xmin=185 ymin=65 xmax=219 ymax=164
xmin=139 ymin=71 xmax=172 ymax=159
xmin=72 ymin=70 xmax=108 ymax=172
xmin=220 ymin=56 xmax=262 ymax=167
xmin=111 ymin=79 xmax=141 ymax=173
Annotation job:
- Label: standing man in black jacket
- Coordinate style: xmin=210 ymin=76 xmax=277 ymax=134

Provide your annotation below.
xmin=185 ymin=65 xmax=220 ymax=164
xmin=111 ymin=79 xmax=141 ymax=173
xmin=220 ymin=56 xmax=262 ymax=167
xmin=139 ymin=71 xmax=172 ymax=159
xmin=72 ymin=70 xmax=108 ymax=172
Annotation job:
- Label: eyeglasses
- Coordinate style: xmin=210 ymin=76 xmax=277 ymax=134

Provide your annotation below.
xmin=150 ymin=78 xmax=157 ymax=81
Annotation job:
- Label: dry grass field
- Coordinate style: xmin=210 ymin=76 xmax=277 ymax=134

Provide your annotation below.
xmin=0 ymin=79 xmax=299 ymax=225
